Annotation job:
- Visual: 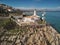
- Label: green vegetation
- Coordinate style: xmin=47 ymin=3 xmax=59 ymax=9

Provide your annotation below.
xmin=0 ymin=18 xmax=27 ymax=34
xmin=0 ymin=4 xmax=23 ymax=17
xmin=0 ymin=9 xmax=9 ymax=17
xmin=0 ymin=4 xmax=10 ymax=16
xmin=0 ymin=18 xmax=19 ymax=34
xmin=0 ymin=19 xmax=10 ymax=27
xmin=37 ymin=20 xmax=46 ymax=24
xmin=4 ymin=19 xmax=16 ymax=30
xmin=0 ymin=18 xmax=17 ymax=29
xmin=0 ymin=17 xmax=46 ymax=34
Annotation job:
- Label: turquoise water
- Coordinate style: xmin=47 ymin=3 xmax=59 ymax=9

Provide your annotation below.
xmin=25 ymin=11 xmax=60 ymax=33
xmin=37 ymin=12 xmax=60 ymax=33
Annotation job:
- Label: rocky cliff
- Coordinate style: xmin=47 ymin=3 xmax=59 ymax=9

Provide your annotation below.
xmin=0 ymin=24 xmax=60 ymax=45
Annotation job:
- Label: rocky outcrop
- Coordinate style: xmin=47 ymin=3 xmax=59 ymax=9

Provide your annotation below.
xmin=0 ymin=24 xmax=60 ymax=45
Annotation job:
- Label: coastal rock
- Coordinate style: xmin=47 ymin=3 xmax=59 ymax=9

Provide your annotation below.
xmin=0 ymin=25 xmax=60 ymax=45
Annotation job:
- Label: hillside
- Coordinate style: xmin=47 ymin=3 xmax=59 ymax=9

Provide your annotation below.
xmin=0 ymin=19 xmax=60 ymax=45
xmin=0 ymin=4 xmax=23 ymax=17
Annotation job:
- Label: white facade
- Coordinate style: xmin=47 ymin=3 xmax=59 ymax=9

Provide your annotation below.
xmin=17 ymin=9 xmax=40 ymax=23
xmin=23 ymin=17 xmax=35 ymax=23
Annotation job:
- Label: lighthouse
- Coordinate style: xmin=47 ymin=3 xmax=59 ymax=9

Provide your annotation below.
xmin=33 ymin=9 xmax=40 ymax=17
xmin=33 ymin=9 xmax=37 ymax=16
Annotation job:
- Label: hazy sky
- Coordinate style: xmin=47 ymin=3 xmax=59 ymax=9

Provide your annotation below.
xmin=0 ymin=0 xmax=60 ymax=9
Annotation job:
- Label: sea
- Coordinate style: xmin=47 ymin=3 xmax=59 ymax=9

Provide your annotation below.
xmin=38 ymin=12 xmax=60 ymax=33
xmin=25 ymin=11 xmax=60 ymax=33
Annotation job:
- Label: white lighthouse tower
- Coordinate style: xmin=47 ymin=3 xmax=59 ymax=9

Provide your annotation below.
xmin=33 ymin=9 xmax=36 ymax=16
xmin=33 ymin=9 xmax=40 ymax=17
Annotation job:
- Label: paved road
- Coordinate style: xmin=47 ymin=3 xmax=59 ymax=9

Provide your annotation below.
xmin=0 ymin=17 xmax=10 ymax=19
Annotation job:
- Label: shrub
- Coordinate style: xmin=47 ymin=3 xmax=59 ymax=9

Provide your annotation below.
xmin=4 ymin=19 xmax=16 ymax=30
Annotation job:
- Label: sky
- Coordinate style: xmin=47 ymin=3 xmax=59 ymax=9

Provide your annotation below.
xmin=0 ymin=0 xmax=60 ymax=9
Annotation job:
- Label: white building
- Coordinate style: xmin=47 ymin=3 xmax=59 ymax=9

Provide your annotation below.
xmin=22 ymin=9 xmax=40 ymax=23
